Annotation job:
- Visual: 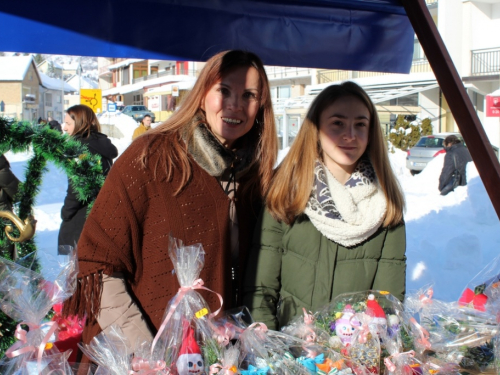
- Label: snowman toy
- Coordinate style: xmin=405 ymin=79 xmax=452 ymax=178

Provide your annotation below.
xmin=176 ymin=323 xmax=205 ymax=375
xmin=334 ymin=305 xmax=360 ymax=346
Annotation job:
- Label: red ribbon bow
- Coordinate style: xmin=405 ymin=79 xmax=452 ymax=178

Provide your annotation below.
xmin=458 ymin=287 xmax=487 ymax=311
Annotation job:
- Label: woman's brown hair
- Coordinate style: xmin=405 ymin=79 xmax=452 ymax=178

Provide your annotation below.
xmin=66 ymin=104 xmax=101 ymax=137
xmin=139 ymin=50 xmax=278 ymax=196
xmin=267 ymin=81 xmax=405 ymax=227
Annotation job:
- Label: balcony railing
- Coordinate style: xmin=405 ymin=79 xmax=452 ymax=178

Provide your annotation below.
xmin=471 ymin=47 xmax=500 ymax=76
xmin=316 ymin=58 xmax=432 ymax=84
xmin=425 ymin=0 xmax=438 ymax=5
xmin=265 ymin=66 xmax=312 ymax=80
xmin=132 ymin=69 xmax=199 ymax=84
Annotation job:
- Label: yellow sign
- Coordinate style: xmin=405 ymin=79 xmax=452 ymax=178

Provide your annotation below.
xmin=80 ymin=89 xmax=102 ymax=113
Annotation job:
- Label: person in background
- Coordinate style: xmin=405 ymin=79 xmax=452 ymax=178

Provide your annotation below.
xmin=0 ymin=154 xmax=20 ymax=259
xmin=47 ymin=116 xmax=63 ymax=133
xmin=62 ymin=50 xmax=277 ymax=367
xmin=132 ymin=114 xmax=152 ymax=140
xmin=58 ymin=105 xmax=118 ymax=254
xmin=438 ymin=134 xmax=472 ymax=196
xmin=243 ymin=81 xmax=407 ymax=330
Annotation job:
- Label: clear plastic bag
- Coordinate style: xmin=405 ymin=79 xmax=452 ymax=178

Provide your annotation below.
xmin=281 ymin=308 xmax=331 ymax=348
xmin=150 ymin=235 xmax=224 ymax=374
xmin=78 ymin=325 xmax=133 ymax=375
xmin=239 ymin=322 xmax=309 ymax=374
xmin=348 ymin=313 xmax=381 ymax=374
xmin=315 ymin=291 xmax=407 ymax=354
xmin=404 ymin=285 xmax=499 ymax=373
xmin=458 ymin=252 xmax=500 ymax=315
xmin=209 ymin=343 xmax=241 ymax=374
xmin=0 ymin=249 xmax=78 ymax=374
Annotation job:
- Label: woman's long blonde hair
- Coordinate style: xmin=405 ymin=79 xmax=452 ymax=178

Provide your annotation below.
xmin=267 ymin=81 xmax=405 ymax=227
xmin=139 ymin=50 xmax=277 ymax=196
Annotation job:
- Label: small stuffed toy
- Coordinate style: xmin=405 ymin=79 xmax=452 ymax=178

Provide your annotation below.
xmin=334 ymin=305 xmax=360 ymax=345
xmin=176 ymin=322 xmax=205 ymax=375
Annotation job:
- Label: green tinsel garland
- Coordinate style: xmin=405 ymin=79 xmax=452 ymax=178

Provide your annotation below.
xmin=0 ymin=116 xmax=107 ymax=354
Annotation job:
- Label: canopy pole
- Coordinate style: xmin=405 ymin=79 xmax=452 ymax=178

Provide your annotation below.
xmin=402 ymin=0 xmax=500 ymax=221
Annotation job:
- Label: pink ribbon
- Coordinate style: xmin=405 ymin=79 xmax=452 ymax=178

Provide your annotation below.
xmin=419 ymin=289 xmax=434 ymax=305
xmin=303 ymin=308 xmax=315 ymax=325
xmin=130 ymin=357 xmax=171 ymax=374
xmin=384 ymin=350 xmax=415 ymax=372
xmin=151 ymin=278 xmax=223 ymax=354
xmin=209 ymin=363 xmax=237 ymax=374
xmin=211 ymin=321 xmax=244 ymax=346
xmin=247 ymin=322 xmax=268 ymax=332
xmin=6 ymin=321 xmax=58 ymax=374
xmin=350 ymin=314 xmax=371 ymax=344
xmin=409 ymin=317 xmax=431 ymax=349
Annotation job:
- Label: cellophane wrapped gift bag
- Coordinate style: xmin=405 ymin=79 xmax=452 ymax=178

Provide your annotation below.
xmin=404 ymin=285 xmax=499 ymax=374
xmin=238 ymin=321 xmax=310 ymax=374
xmin=149 ymin=235 xmax=224 ymax=374
xmin=0 ymin=249 xmax=78 ymax=374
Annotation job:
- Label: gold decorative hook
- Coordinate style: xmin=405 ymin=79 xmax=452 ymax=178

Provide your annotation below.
xmin=0 ymin=211 xmax=36 ymax=243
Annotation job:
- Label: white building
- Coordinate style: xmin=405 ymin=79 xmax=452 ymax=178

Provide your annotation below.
xmin=272 ymin=0 xmax=500 ymax=149
xmin=97 ymin=58 xmax=198 ymax=121
xmin=38 ymin=72 xmax=76 ymax=122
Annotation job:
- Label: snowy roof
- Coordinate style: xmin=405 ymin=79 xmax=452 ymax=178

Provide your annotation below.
xmin=37 ymin=60 xmax=63 ymax=70
xmin=66 ymin=74 xmax=98 ymax=89
xmin=61 ymin=62 xmax=80 ymax=70
xmin=0 ymin=56 xmax=34 ymax=81
xmin=39 ymin=72 xmax=77 ymax=92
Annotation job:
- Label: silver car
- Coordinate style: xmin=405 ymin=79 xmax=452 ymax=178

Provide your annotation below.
xmin=406 ymin=133 xmax=462 ymax=174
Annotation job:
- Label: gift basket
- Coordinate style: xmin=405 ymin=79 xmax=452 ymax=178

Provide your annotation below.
xmin=148 ymin=235 xmax=224 ymax=374
xmin=314 ymin=291 xmax=407 ymax=351
xmin=280 ymin=290 xmax=411 ymax=375
xmin=404 ymin=285 xmax=499 ymax=374
xmin=0 ymin=250 xmax=78 ymax=374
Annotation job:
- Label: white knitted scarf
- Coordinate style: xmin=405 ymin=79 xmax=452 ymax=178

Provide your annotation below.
xmin=304 ymin=159 xmax=387 ymax=247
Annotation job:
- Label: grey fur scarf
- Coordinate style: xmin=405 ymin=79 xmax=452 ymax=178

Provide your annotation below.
xmin=185 ymin=123 xmax=255 ymax=179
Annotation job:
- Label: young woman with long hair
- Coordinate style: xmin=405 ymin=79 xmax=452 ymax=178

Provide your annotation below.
xmin=58 ymin=104 xmax=118 ymax=253
xmin=63 ymin=50 xmax=278 ymax=363
xmin=243 ymin=81 xmax=406 ymax=330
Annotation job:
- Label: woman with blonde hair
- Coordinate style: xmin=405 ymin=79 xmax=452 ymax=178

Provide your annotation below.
xmin=243 ymin=81 xmax=406 ymax=330
xmin=63 ymin=50 xmax=278 ymax=362
xmin=58 ymin=104 xmax=118 ymax=253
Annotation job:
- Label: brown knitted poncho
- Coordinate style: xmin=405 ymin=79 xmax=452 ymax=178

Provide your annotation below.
xmin=63 ymin=129 xmax=262 ymax=364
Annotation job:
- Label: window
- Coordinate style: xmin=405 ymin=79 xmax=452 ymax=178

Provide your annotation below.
xmin=45 ymin=93 xmax=52 ymax=107
xmin=133 ymin=95 xmax=143 ymax=105
xmin=123 ymin=66 xmax=130 ymax=85
xmin=64 ymin=100 xmax=69 ymax=105
xmin=271 ymin=85 xmax=291 ymax=99
xmin=57 ymin=94 xmax=61 ymax=103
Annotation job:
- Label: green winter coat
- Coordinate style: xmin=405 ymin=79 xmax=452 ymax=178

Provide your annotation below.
xmin=242 ymin=208 xmax=406 ymax=330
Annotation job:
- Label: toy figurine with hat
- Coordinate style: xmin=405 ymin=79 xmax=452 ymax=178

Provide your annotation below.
xmin=176 ymin=320 xmax=206 ymax=375
xmin=333 ymin=305 xmax=360 ymax=346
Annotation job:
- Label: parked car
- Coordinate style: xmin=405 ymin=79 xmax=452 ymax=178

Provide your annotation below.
xmin=406 ymin=133 xmax=463 ymax=175
xmin=121 ymin=105 xmax=155 ymax=123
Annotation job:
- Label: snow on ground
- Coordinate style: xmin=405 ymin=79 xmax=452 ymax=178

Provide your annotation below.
xmin=5 ymin=139 xmax=500 ymax=303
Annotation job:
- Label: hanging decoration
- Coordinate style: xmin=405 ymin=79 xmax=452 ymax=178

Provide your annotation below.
xmin=0 ymin=116 xmax=106 ymax=355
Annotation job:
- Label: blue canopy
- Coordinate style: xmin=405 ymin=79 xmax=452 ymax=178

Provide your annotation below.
xmin=3 ymin=0 xmax=500 ymax=220
xmin=0 ymin=0 xmax=413 ymax=72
